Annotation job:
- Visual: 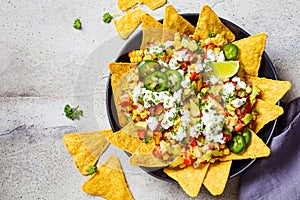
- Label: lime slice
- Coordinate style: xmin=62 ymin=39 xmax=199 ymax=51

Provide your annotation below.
xmin=211 ymin=61 xmax=240 ymax=78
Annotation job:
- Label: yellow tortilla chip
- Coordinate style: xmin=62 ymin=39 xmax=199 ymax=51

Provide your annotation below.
xmin=118 ymin=0 xmax=138 ymax=11
xmin=164 ymin=164 xmax=210 ymax=197
xmin=233 ymin=32 xmax=267 ymax=77
xmin=114 ymin=8 xmax=147 ymax=39
xmin=194 ymin=5 xmax=235 ymax=42
xmin=141 ymin=14 xmax=163 ymax=49
xmin=141 ymin=0 xmax=166 ymax=10
xmin=107 ymin=123 xmax=142 ymax=154
xmin=63 ymin=130 xmax=111 ymax=175
xmin=220 ymin=129 xmax=270 ymax=161
xmin=82 ymin=155 xmax=134 ymax=200
xmin=252 ymin=99 xmax=284 ymax=133
xmin=109 ymin=62 xmax=133 ymax=75
xmin=163 ymin=5 xmax=195 ymax=41
xmin=129 ymin=141 xmax=170 ymax=167
xmin=246 ymin=76 xmax=291 ymax=104
xmin=203 ymin=161 xmax=232 ymax=196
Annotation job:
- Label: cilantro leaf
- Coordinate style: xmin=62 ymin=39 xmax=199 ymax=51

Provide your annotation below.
xmin=64 ymin=104 xmax=83 ymax=120
xmin=103 ymin=12 xmax=113 ymax=23
xmin=86 ymin=165 xmax=97 ymax=175
xmin=73 ymin=18 xmax=82 ymax=30
xmin=142 ymin=137 xmax=152 ymax=144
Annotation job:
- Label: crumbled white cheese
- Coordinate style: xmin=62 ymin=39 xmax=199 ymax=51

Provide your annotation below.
xmin=146 ymin=116 xmax=158 ymax=131
xmin=173 ymin=126 xmax=187 ymax=141
xmin=231 ymin=98 xmax=247 ymax=108
xmin=161 ymin=107 xmax=177 ymax=129
xmin=180 ymin=109 xmax=190 ymax=126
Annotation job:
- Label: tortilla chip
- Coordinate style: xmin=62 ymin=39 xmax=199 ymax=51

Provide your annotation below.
xmin=107 ymin=123 xmax=142 ymax=154
xmin=141 ymin=14 xmax=163 ymax=49
xmin=194 ymin=5 xmax=235 ymax=42
xmin=82 ymin=155 xmax=134 ymax=200
xmin=63 ymin=130 xmax=111 ymax=175
xmin=114 ymin=8 xmax=147 ymax=39
xmin=129 ymin=141 xmax=170 ymax=167
xmin=109 ymin=62 xmax=133 ymax=75
xmin=251 ymin=99 xmax=284 ymax=133
xmin=246 ymin=76 xmax=291 ymax=104
xmin=220 ymin=129 xmax=270 ymax=161
xmin=233 ymin=32 xmax=267 ymax=77
xmin=164 ymin=164 xmax=210 ymax=197
xmin=141 ymin=0 xmax=166 ymax=10
xmin=203 ymin=161 xmax=232 ymax=196
xmin=162 ymin=5 xmax=195 ymax=41
xmin=118 ymin=0 xmax=138 ymax=11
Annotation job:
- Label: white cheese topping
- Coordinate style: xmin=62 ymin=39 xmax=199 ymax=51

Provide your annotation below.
xmin=173 ymin=126 xmax=187 ymax=141
xmin=231 ymin=98 xmax=247 ymax=108
xmin=161 ymin=107 xmax=177 ymax=129
xmin=146 ymin=116 xmax=158 ymax=131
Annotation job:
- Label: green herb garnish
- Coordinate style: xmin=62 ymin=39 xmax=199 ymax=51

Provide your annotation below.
xmin=86 ymin=165 xmax=97 ymax=175
xmin=208 ymin=32 xmax=216 ymax=37
xmin=142 ymin=137 xmax=152 ymax=144
xmin=73 ymin=18 xmax=82 ymax=29
xmin=103 ymin=12 xmax=113 ymax=23
xmin=64 ymin=104 xmax=83 ymax=120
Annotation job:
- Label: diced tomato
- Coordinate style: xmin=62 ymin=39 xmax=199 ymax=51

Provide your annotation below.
xmin=202 ymin=82 xmax=207 ymax=88
xmin=222 ymin=134 xmax=231 ymax=142
xmin=152 ymin=148 xmax=163 ymax=158
xmin=190 ymin=137 xmax=197 ymax=147
xmin=244 ymin=100 xmax=252 ymax=114
xmin=208 ymin=143 xmax=215 ymax=150
xmin=236 ymin=108 xmax=242 ymax=116
xmin=138 ymin=129 xmax=146 ymax=140
xmin=184 ymin=158 xmax=191 ymax=166
xmin=206 ymin=43 xmax=215 ymax=50
xmin=225 ymin=110 xmax=231 ymax=117
xmin=180 ymin=62 xmax=190 ymax=70
xmin=190 ymin=72 xmax=198 ymax=81
xmin=235 ymin=122 xmax=244 ymax=132
xmin=155 ymin=104 xmax=164 ymax=115
xmin=119 ymin=100 xmax=131 ymax=107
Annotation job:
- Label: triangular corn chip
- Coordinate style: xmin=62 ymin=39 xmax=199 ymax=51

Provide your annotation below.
xmin=129 ymin=141 xmax=170 ymax=167
xmin=107 ymin=123 xmax=142 ymax=154
xmin=63 ymin=130 xmax=111 ymax=175
xmin=114 ymin=8 xmax=147 ymax=39
xmin=163 ymin=5 xmax=195 ymax=41
xmin=194 ymin=5 xmax=235 ymax=42
xmin=82 ymin=155 xmax=134 ymax=200
xmin=220 ymin=129 xmax=270 ymax=161
xmin=164 ymin=164 xmax=210 ymax=197
xmin=246 ymin=76 xmax=291 ymax=104
xmin=233 ymin=32 xmax=267 ymax=77
xmin=141 ymin=14 xmax=163 ymax=49
xmin=118 ymin=0 xmax=138 ymax=11
xmin=109 ymin=62 xmax=133 ymax=75
xmin=203 ymin=161 xmax=232 ymax=196
xmin=252 ymin=99 xmax=284 ymax=133
xmin=141 ymin=0 xmax=166 ymax=10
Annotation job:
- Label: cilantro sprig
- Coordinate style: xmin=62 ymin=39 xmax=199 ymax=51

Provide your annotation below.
xmin=86 ymin=165 xmax=97 ymax=175
xmin=64 ymin=104 xmax=83 ymax=120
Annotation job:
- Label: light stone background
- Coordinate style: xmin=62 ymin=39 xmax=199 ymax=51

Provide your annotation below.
xmin=1 ymin=0 xmax=299 ymax=199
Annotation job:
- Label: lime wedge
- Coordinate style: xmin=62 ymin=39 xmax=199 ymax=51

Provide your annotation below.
xmin=211 ymin=61 xmax=240 ymax=78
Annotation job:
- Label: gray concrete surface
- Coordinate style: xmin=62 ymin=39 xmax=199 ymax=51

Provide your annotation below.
xmin=1 ymin=0 xmax=299 ymax=199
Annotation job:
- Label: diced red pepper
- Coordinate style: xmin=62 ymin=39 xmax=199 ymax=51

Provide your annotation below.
xmin=190 ymin=72 xmax=198 ymax=81
xmin=206 ymin=43 xmax=215 ymax=50
xmin=152 ymin=148 xmax=163 ymax=158
xmin=184 ymin=158 xmax=192 ymax=166
xmin=190 ymin=137 xmax=197 ymax=147
xmin=222 ymin=134 xmax=231 ymax=142
xmin=208 ymin=143 xmax=215 ymax=150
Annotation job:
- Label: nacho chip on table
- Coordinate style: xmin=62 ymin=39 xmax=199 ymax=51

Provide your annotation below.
xmin=220 ymin=129 xmax=270 ymax=161
xmin=129 ymin=141 xmax=170 ymax=167
xmin=82 ymin=155 xmax=134 ymax=200
xmin=233 ymin=32 xmax=267 ymax=77
xmin=141 ymin=0 xmax=167 ymax=10
xmin=162 ymin=5 xmax=195 ymax=41
xmin=251 ymin=99 xmax=284 ymax=133
xmin=246 ymin=76 xmax=291 ymax=104
xmin=63 ymin=130 xmax=111 ymax=175
xmin=114 ymin=8 xmax=147 ymax=39
xmin=164 ymin=164 xmax=210 ymax=197
xmin=118 ymin=0 xmax=139 ymax=11
xmin=203 ymin=160 xmax=232 ymax=196
xmin=194 ymin=5 xmax=235 ymax=42
xmin=109 ymin=62 xmax=133 ymax=92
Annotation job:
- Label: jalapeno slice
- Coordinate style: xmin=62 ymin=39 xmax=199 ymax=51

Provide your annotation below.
xmin=222 ymin=43 xmax=239 ymax=60
xmin=242 ymin=127 xmax=251 ymax=146
xmin=137 ymin=60 xmax=161 ymax=78
xmin=165 ymin=69 xmax=182 ymax=93
xmin=144 ymin=71 xmax=168 ymax=92
xmin=228 ymin=134 xmax=246 ymax=154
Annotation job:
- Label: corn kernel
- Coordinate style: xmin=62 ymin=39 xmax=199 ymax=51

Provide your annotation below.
xmin=143 ymin=54 xmax=152 ymax=60
xmin=137 ymin=57 xmax=143 ymax=62
xmin=163 ymin=154 xmax=169 ymax=161
xmin=140 ymin=112 xmax=148 ymax=119
xmin=223 ymin=148 xmax=230 ymax=155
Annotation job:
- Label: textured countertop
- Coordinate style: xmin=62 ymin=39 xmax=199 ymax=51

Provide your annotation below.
xmin=1 ymin=0 xmax=299 ymax=199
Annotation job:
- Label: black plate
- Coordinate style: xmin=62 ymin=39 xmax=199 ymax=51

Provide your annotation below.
xmin=106 ymin=13 xmax=278 ymax=182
